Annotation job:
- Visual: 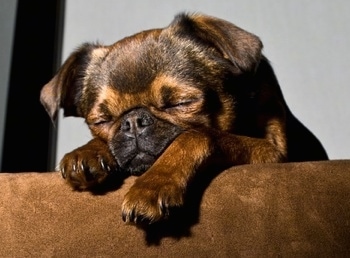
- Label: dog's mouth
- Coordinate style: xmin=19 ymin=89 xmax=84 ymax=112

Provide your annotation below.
xmin=124 ymin=152 xmax=156 ymax=176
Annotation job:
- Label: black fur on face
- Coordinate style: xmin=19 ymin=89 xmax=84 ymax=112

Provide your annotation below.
xmin=109 ymin=107 xmax=182 ymax=175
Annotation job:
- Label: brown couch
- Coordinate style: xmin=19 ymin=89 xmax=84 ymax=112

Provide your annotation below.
xmin=1 ymin=160 xmax=350 ymax=257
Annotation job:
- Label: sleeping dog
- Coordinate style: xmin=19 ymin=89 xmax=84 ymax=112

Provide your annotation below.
xmin=40 ymin=13 xmax=327 ymax=223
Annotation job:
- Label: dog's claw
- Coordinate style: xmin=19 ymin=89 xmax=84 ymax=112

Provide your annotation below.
xmin=80 ymin=163 xmax=84 ymax=172
xmin=101 ymin=159 xmax=112 ymax=173
xmin=159 ymin=200 xmax=170 ymax=218
xmin=122 ymin=208 xmax=141 ymax=224
xmin=57 ymin=138 xmax=119 ymax=190
xmin=121 ymin=180 xmax=184 ymax=224
xmin=122 ymin=206 xmax=159 ymax=225
xmin=60 ymin=167 xmax=66 ymax=179
xmin=100 ymin=159 xmax=106 ymax=170
xmin=100 ymin=159 xmax=112 ymax=173
xmin=122 ymin=211 xmax=130 ymax=223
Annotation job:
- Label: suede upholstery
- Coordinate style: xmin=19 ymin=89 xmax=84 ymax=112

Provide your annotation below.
xmin=1 ymin=160 xmax=350 ymax=257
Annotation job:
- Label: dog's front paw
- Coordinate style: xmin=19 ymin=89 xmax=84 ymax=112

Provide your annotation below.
xmin=59 ymin=140 xmax=118 ymax=190
xmin=122 ymin=174 xmax=184 ymax=223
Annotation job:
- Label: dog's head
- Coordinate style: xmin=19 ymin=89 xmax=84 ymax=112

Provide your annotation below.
xmin=40 ymin=13 xmax=263 ymax=175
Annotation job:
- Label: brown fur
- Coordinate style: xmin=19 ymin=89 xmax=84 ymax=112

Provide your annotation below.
xmin=40 ymin=13 xmax=327 ymax=223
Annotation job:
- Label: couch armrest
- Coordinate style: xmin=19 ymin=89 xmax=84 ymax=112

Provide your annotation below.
xmin=1 ymin=160 xmax=350 ymax=256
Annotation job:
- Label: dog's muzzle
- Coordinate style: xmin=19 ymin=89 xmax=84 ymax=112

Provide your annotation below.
xmin=110 ymin=107 xmax=182 ymax=175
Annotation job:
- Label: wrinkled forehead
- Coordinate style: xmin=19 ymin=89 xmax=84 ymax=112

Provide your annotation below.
xmin=84 ymin=29 xmax=224 ymax=94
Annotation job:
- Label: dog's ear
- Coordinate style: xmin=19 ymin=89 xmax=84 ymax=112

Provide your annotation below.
xmin=40 ymin=43 xmax=100 ymax=121
xmin=170 ymin=13 xmax=263 ymax=73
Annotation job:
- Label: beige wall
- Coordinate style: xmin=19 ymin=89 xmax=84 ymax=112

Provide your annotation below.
xmin=57 ymin=0 xmax=350 ymax=163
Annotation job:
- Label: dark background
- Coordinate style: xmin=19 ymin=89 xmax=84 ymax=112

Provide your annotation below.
xmin=1 ymin=0 xmax=65 ymax=172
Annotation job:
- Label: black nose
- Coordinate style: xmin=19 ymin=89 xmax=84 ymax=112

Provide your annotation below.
xmin=120 ymin=108 xmax=154 ymax=137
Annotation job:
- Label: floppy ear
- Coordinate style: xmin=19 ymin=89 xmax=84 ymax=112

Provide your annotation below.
xmin=170 ymin=13 xmax=263 ymax=72
xmin=40 ymin=43 xmax=99 ymax=121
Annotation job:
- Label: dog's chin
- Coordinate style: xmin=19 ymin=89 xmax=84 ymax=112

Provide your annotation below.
xmin=124 ymin=152 xmax=156 ymax=176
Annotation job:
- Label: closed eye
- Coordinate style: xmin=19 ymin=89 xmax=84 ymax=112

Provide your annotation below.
xmin=93 ymin=120 xmax=109 ymax=126
xmin=159 ymin=85 xmax=204 ymax=112
xmin=162 ymin=98 xmax=190 ymax=108
xmin=87 ymin=116 xmax=112 ymax=126
xmin=161 ymin=98 xmax=203 ymax=112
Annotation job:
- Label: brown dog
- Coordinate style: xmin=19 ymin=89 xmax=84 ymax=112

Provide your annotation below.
xmin=40 ymin=13 xmax=327 ymax=223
